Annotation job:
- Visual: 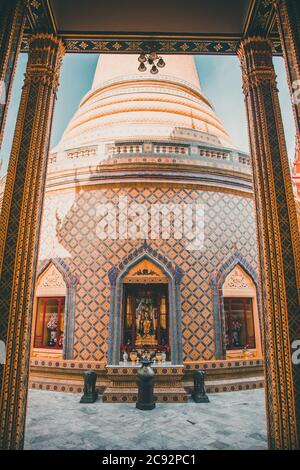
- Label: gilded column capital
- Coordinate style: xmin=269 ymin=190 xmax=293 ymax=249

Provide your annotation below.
xmin=25 ymin=34 xmax=65 ymax=91
xmin=237 ymin=36 xmax=277 ymax=95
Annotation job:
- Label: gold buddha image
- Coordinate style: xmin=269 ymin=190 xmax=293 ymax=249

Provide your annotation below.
xmin=135 ymin=297 xmax=158 ymax=346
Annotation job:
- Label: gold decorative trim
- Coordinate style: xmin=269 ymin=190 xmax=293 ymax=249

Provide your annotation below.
xmin=0 ymin=0 xmax=28 ymax=149
xmin=0 ymin=33 xmax=65 ymax=450
xmin=238 ymin=35 xmax=300 ymax=449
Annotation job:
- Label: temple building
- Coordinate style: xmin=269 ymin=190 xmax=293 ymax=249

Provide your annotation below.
xmin=1 ymin=0 xmax=300 ymax=451
xmin=28 ymin=54 xmax=265 ymax=400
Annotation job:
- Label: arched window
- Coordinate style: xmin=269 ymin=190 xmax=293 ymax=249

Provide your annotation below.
xmin=222 ymin=265 xmax=261 ymax=358
xmin=32 ymin=263 xmax=67 ymax=357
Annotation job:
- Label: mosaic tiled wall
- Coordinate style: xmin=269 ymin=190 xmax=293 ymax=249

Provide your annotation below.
xmin=37 ymin=185 xmax=258 ymax=362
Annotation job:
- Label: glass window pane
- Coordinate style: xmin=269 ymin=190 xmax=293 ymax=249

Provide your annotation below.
xmin=245 ymin=299 xmax=255 ymax=348
xmin=224 ymin=297 xmax=255 ymax=350
xmin=126 ymin=295 xmax=132 ymax=328
xmin=34 ymin=297 xmax=65 ymax=349
xmin=160 ymin=295 xmax=167 ymax=330
xmin=44 ymin=298 xmax=59 ymax=347
xmin=58 ymin=299 xmax=65 ymax=348
xmin=34 ymin=298 xmax=45 ymax=348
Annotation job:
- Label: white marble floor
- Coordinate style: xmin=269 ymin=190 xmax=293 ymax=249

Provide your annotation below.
xmin=25 ymin=388 xmax=267 ymax=450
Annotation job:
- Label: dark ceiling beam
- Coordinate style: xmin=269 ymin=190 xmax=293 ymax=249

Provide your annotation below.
xmin=20 ymin=0 xmax=281 ymax=55
xmin=25 ymin=0 xmax=56 ymax=34
xmin=243 ymin=0 xmax=277 ymax=36
xmin=20 ymin=34 xmax=282 ymax=55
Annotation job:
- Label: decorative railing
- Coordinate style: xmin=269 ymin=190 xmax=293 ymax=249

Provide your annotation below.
xmin=110 ymin=144 xmax=143 ymax=155
xmin=199 ymin=149 xmax=229 ymax=160
xmin=106 ymin=141 xmax=250 ymax=167
xmin=66 ymin=146 xmax=97 ymax=160
xmin=49 ymin=153 xmax=57 ymax=164
xmin=238 ymin=155 xmax=250 ymax=166
xmin=49 ymin=141 xmax=251 ymax=170
xmin=154 ymin=145 xmax=188 ymax=155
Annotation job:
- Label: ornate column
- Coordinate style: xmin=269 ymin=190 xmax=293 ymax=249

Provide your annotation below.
xmin=274 ymin=0 xmax=300 ymax=140
xmin=0 ymin=33 xmax=65 ymax=450
xmin=0 ymin=0 xmax=28 ymax=149
xmin=238 ymin=37 xmax=300 ymax=449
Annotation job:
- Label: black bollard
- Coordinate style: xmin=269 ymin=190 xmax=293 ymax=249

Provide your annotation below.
xmin=192 ymin=370 xmax=209 ymax=403
xmin=136 ymin=358 xmax=156 ymax=410
xmin=80 ymin=371 xmax=99 ymax=403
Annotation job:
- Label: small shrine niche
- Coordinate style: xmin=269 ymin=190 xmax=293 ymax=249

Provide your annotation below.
xmin=121 ymin=259 xmax=170 ymax=362
xmin=222 ymin=264 xmax=261 ymax=358
xmin=32 ymin=263 xmax=67 ymax=357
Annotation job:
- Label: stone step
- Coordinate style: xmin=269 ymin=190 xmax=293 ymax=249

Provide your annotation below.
xmin=102 ymin=386 xmax=188 ymax=403
xmin=29 ymin=374 xmax=264 ymax=396
xmin=185 ymin=375 xmax=264 ymax=394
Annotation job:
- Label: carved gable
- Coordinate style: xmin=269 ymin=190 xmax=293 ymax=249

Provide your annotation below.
xmin=36 ymin=264 xmax=66 ymax=296
xmin=124 ymin=259 xmax=168 ymax=284
xmin=39 ymin=264 xmax=65 ymax=289
xmin=223 ymin=265 xmax=252 ymax=290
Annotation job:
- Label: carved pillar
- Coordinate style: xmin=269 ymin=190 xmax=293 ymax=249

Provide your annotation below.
xmin=274 ymin=0 xmax=300 ymax=141
xmin=238 ymin=37 xmax=300 ymax=449
xmin=0 ymin=0 xmax=28 ymax=149
xmin=0 ymin=33 xmax=65 ymax=450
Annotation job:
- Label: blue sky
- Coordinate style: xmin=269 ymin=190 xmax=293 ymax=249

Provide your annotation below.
xmin=0 ymin=53 xmax=296 ymax=176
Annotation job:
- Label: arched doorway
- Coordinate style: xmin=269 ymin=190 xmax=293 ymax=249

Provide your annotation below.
xmin=222 ymin=265 xmax=262 ymax=359
xmin=107 ymin=251 xmax=183 ymax=365
xmin=121 ymin=259 xmax=170 ymax=361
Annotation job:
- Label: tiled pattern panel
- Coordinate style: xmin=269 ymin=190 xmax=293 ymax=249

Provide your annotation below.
xmin=38 ymin=187 xmax=257 ymax=362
